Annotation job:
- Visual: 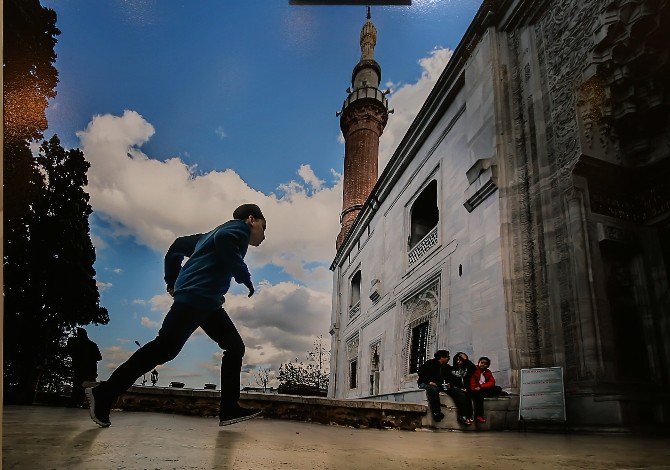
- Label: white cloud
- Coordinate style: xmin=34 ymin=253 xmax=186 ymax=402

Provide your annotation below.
xmin=132 ymin=299 xmax=147 ymax=305
xmin=215 ymin=126 xmax=227 ymax=139
xmin=29 ymin=141 xmax=41 ymax=158
xmin=91 ymin=234 xmax=108 ymax=251
xmin=378 ymin=47 xmax=453 ymax=173
xmin=141 ymin=316 xmax=160 ymax=328
xmin=165 ymin=372 xmax=203 ymax=380
xmin=112 ymin=268 xmax=123 ymax=274
xmin=77 ymin=110 xmax=342 ymax=286
xmin=297 ymin=164 xmax=324 ymax=192
xmin=102 ymin=345 xmax=133 ymax=370
xmin=223 ymin=281 xmax=331 ymax=367
xmin=96 ymin=281 xmax=113 ymax=292
xmin=150 ymin=293 xmax=173 ymax=313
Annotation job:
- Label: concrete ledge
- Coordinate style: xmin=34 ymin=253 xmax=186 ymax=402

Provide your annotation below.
xmin=116 ymin=386 xmax=427 ymax=431
xmin=420 ymin=393 xmax=519 ymax=431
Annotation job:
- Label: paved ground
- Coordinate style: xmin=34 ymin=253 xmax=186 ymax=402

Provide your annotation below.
xmin=3 ymin=406 xmax=670 ymax=470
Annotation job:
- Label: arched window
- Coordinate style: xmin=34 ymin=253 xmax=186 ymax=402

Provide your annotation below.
xmin=409 ymin=180 xmax=439 ymax=249
xmin=350 ymin=270 xmax=361 ymax=307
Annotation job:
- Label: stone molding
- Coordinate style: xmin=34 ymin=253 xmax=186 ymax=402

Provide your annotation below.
xmin=463 ymin=159 xmax=499 ymax=213
xmin=346 ymin=334 xmax=360 ymax=361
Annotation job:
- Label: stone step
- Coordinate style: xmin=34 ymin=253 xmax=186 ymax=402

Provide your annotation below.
xmin=420 ymin=393 xmax=520 ymax=431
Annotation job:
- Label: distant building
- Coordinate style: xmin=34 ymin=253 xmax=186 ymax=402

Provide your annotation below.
xmin=328 ymin=0 xmax=670 ymax=428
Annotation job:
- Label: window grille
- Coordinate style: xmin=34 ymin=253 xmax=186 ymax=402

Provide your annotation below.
xmin=409 ymin=180 xmax=439 ymax=250
xmin=408 ymin=321 xmax=429 ymax=374
xmin=408 ymin=226 xmax=438 ymax=266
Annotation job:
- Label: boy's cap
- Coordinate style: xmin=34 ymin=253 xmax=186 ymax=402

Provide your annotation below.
xmin=233 ymin=203 xmax=265 ymax=220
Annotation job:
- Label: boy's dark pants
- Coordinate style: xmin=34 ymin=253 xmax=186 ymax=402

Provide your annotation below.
xmin=445 ymin=387 xmax=472 ymax=418
xmin=96 ymin=301 xmax=244 ymax=419
xmin=418 ymin=383 xmax=442 ymax=415
xmin=469 ymin=386 xmax=503 ymax=417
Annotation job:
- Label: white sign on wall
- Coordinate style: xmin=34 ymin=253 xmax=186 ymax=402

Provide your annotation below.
xmin=519 ymin=367 xmax=566 ymax=422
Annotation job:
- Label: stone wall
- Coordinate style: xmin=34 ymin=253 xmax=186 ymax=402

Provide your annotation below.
xmin=496 ymin=0 xmax=670 ymax=426
xmin=114 ymin=386 xmax=524 ymax=432
xmin=116 ymin=386 xmax=426 ymax=431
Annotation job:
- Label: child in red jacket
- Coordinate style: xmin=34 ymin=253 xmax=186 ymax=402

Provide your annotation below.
xmin=468 ymin=356 xmax=504 ymax=423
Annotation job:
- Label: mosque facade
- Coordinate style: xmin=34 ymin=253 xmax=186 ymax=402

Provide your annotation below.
xmin=328 ymin=0 xmax=670 ymax=427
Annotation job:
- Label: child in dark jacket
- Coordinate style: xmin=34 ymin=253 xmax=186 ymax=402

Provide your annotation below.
xmin=443 ymin=359 xmax=473 ymax=425
xmin=417 ymin=350 xmax=450 ymax=422
xmin=450 ymin=352 xmax=476 ymax=390
xmin=468 ymin=356 xmax=504 ymax=423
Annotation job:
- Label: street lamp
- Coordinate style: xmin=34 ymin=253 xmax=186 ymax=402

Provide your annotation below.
xmin=134 ymin=341 xmax=147 ymax=386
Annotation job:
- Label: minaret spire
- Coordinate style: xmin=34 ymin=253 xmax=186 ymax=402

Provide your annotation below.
xmin=360 ymin=7 xmax=377 ymax=61
xmin=335 ymin=9 xmax=390 ymax=250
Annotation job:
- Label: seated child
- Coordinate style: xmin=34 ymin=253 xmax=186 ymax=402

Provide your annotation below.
xmin=451 ymin=352 xmax=476 ymax=390
xmin=445 ymin=352 xmax=476 ymax=425
xmin=468 ymin=356 xmax=504 ymax=423
xmin=417 ymin=350 xmax=450 ymax=422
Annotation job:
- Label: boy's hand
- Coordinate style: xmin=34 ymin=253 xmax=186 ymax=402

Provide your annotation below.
xmin=244 ymin=280 xmax=255 ymax=297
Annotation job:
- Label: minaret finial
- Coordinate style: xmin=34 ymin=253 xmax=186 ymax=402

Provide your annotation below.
xmin=360 ymin=6 xmax=377 ymax=60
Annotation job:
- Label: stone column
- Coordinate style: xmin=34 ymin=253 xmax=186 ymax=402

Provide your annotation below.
xmin=563 ymin=185 xmax=602 ymax=381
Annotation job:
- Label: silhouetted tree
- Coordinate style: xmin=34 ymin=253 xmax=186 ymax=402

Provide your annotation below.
xmin=32 ymin=136 xmax=109 ymax=394
xmin=306 ymin=335 xmax=330 ymax=391
xmin=3 ymin=0 xmax=61 ymax=404
xmin=278 ymin=338 xmax=330 ymax=396
xmin=3 ymin=1 xmax=109 ymax=403
xmin=253 ymin=367 xmax=275 ymax=392
xmin=3 ymin=0 xmax=59 ymax=144
xmin=5 ymin=136 xmax=110 ymax=403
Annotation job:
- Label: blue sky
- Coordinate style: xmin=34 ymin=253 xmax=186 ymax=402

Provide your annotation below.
xmin=42 ymin=0 xmax=480 ymax=388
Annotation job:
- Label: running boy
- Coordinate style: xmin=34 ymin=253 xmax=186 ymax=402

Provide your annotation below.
xmin=86 ymin=204 xmax=267 ymax=427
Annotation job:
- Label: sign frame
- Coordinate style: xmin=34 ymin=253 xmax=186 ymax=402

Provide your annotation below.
xmin=518 ymin=366 xmax=567 ymax=423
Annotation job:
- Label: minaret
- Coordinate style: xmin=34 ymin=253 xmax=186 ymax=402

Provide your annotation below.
xmin=336 ymin=7 xmax=390 ymax=250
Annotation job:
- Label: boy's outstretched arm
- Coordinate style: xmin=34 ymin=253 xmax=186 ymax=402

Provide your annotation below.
xmin=164 ymin=234 xmax=202 ymax=294
xmin=214 ymin=228 xmax=254 ymax=297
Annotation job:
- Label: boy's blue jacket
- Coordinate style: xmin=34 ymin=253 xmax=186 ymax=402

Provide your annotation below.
xmin=164 ymin=219 xmax=252 ymax=310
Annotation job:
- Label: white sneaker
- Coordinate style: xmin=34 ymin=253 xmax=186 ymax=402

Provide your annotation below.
xmin=218 ymin=408 xmax=262 ymax=426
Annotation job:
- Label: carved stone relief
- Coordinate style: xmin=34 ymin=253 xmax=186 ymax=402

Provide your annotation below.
xmin=501 ymin=0 xmax=604 ymax=379
xmin=585 ymin=0 xmax=670 ymax=163
xmin=400 ymin=281 xmax=439 ymax=378
xmin=346 ymin=335 xmax=359 ymax=362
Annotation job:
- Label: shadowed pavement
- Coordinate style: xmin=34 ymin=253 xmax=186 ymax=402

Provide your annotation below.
xmin=3 ymin=406 xmax=670 ymax=469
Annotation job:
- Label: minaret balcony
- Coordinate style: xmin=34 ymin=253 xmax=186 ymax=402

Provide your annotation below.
xmin=341 ymin=86 xmax=388 ymax=114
